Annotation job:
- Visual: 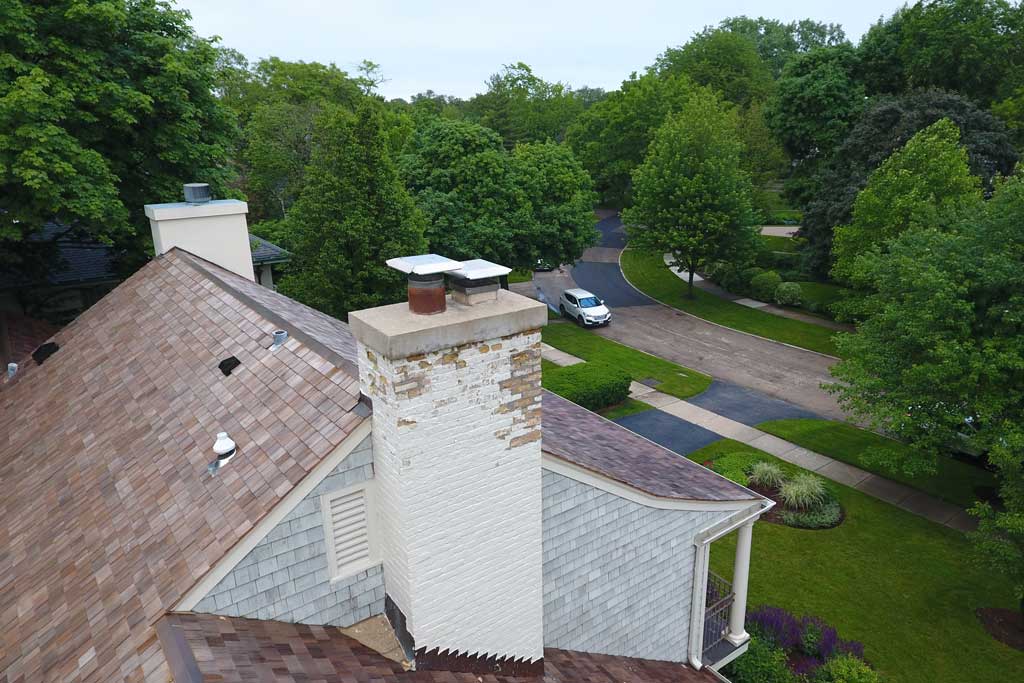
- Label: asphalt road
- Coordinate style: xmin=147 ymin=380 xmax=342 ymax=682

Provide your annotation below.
xmin=533 ymin=214 xmax=846 ymax=420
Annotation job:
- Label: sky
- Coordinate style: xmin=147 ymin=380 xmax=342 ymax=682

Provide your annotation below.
xmin=175 ymin=0 xmax=908 ymax=100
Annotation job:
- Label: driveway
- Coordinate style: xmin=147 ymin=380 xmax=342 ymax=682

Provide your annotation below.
xmin=533 ymin=214 xmax=846 ymax=420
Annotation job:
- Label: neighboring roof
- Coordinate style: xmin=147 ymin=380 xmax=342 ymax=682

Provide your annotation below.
xmin=0 ymin=311 xmax=60 ymax=366
xmin=158 ymin=613 xmax=717 ymax=683
xmin=541 ymin=391 xmax=761 ymax=503
xmin=249 ymin=234 xmax=292 ymax=265
xmin=0 ymin=223 xmax=290 ymax=288
xmin=0 ymin=248 xmax=364 ymax=682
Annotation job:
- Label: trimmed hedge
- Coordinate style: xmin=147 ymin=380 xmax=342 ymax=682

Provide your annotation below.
xmin=542 ymin=362 xmax=631 ymax=412
xmin=724 ymin=635 xmax=795 ymax=683
xmin=750 ymin=270 xmax=782 ymax=301
xmin=774 ymin=282 xmax=803 ymax=306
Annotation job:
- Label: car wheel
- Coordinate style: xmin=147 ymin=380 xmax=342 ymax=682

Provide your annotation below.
xmin=576 ymin=314 xmax=586 ymax=327
xmin=559 ymin=304 xmax=567 ymax=318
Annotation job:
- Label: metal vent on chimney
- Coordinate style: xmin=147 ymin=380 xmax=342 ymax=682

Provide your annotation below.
xmin=183 ymin=182 xmax=212 ymax=204
xmin=386 ymin=254 xmax=462 ymax=315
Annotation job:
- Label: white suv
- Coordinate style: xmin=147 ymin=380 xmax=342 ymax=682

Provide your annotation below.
xmin=559 ymin=288 xmax=612 ymax=327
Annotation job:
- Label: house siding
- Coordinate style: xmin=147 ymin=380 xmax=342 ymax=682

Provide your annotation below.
xmin=541 ymin=470 xmax=729 ymax=662
xmin=194 ymin=435 xmax=384 ymax=627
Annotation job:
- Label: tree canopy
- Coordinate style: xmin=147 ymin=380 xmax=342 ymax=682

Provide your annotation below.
xmin=278 ymin=103 xmax=426 ymax=320
xmin=622 ymin=89 xmax=758 ymax=296
xmin=1 ymin=0 xmax=236 ymax=273
xmin=653 ymin=30 xmax=774 ymax=107
xmin=716 ymin=15 xmax=848 ymax=77
xmin=831 ymin=119 xmax=983 ymax=286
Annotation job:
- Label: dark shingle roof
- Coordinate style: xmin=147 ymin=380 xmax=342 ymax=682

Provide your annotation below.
xmin=0 ymin=249 xmax=364 ymax=682
xmin=541 ymin=391 xmax=761 ymax=502
xmin=249 ymin=234 xmax=292 ymax=264
xmin=158 ymin=613 xmax=717 ymax=683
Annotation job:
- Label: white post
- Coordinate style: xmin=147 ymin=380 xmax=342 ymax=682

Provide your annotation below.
xmin=727 ymin=520 xmax=754 ymax=645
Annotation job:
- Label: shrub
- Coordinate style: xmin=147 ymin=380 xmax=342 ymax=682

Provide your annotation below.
xmin=723 ymin=635 xmax=795 ymax=683
xmin=748 ymin=461 xmax=786 ymax=489
xmin=780 ymin=496 xmax=843 ymax=529
xmin=779 ymin=473 xmax=828 ymax=510
xmin=750 ymin=270 xmax=783 ymax=301
xmin=542 ymin=362 xmax=630 ymax=412
xmin=774 ymin=282 xmax=803 ymax=306
xmin=715 ymin=263 xmax=746 ymax=293
xmin=814 ymin=655 xmax=880 ymax=683
xmin=748 ymin=606 xmax=802 ymax=650
xmin=702 ymin=260 xmax=728 ymax=280
xmin=738 ymin=266 xmax=766 ymax=296
xmin=709 ymin=452 xmax=768 ymax=486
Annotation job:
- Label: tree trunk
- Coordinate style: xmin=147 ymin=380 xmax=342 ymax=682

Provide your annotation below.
xmin=687 ymin=262 xmax=695 ymax=299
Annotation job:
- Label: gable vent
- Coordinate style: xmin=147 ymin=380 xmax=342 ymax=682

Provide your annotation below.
xmin=322 ymin=486 xmax=375 ymax=580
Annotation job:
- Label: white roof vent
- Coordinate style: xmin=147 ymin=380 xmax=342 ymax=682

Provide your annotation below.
xmin=207 ymin=431 xmax=237 ymax=475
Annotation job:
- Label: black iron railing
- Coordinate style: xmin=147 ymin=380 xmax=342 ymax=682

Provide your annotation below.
xmin=703 ymin=571 xmax=734 ymax=656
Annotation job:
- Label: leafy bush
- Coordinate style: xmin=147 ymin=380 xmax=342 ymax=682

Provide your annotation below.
xmin=738 ymin=266 xmax=766 ymax=296
xmin=542 ymin=362 xmax=630 ymax=412
xmin=709 ymin=452 xmax=768 ymax=486
xmin=757 ymin=249 xmax=802 ymax=271
xmin=779 ymin=473 xmax=828 ymax=510
xmin=774 ymin=282 xmax=803 ymax=306
xmin=748 ymin=461 xmax=786 ymax=488
xmin=715 ymin=263 xmax=747 ymax=293
xmin=702 ymin=260 xmax=729 ymax=280
xmin=780 ymin=496 xmax=843 ymax=529
xmin=814 ymin=655 xmax=881 ymax=683
xmin=723 ymin=635 xmax=795 ymax=683
xmin=750 ymin=270 xmax=783 ymax=301
xmin=747 ymin=606 xmax=871 ymax=681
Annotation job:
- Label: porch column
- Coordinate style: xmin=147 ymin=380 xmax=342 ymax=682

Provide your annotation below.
xmin=726 ymin=520 xmax=754 ymax=645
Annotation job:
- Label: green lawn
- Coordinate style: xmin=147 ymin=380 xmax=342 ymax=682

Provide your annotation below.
xmin=757 ymin=418 xmax=996 ymax=508
xmin=508 ymin=269 xmax=533 ymax=284
xmin=620 ymin=249 xmax=842 ymax=357
xmin=688 ymin=439 xmax=1023 ymax=683
xmin=541 ymin=321 xmax=711 ymax=399
xmin=598 ymin=398 xmax=653 ymax=420
xmin=796 ymin=281 xmax=845 ymax=310
xmin=760 ymin=234 xmax=799 ymax=253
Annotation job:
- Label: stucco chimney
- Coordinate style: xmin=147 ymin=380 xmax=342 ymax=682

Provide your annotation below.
xmin=144 ymin=184 xmax=255 ymax=281
xmin=349 ymin=275 xmax=547 ymax=675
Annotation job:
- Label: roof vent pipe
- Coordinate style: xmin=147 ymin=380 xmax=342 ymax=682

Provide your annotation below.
xmin=271 ymin=329 xmax=288 ymax=349
xmin=183 ymin=182 xmax=212 ymax=205
xmin=7 ymin=362 xmax=16 ymax=379
xmin=385 ymin=255 xmax=463 ymax=315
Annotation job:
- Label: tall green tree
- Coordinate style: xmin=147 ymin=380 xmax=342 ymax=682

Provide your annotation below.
xmin=717 ymin=16 xmax=848 ymax=77
xmin=1 ymin=0 xmax=236 ymax=273
xmin=566 ymin=72 xmax=694 ymax=206
xmin=828 ymin=174 xmax=1024 ymax=618
xmin=855 ymin=10 xmax=910 ymax=95
xmin=399 ymin=117 xmax=536 ymax=268
xmin=511 ymin=142 xmax=599 ymax=267
xmin=654 ymin=30 xmax=774 ymax=107
xmin=278 ymin=103 xmax=426 ymax=320
xmin=465 ymin=63 xmax=582 ymax=146
xmin=622 ymin=90 xmax=759 ymax=297
xmin=800 ymin=89 xmax=1018 ymax=277
xmin=832 ymin=119 xmax=983 ymax=286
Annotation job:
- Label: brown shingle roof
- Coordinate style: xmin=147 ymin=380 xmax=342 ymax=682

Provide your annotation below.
xmin=158 ymin=613 xmax=718 ymax=683
xmin=541 ymin=391 xmax=760 ymax=502
xmin=0 ymin=249 xmax=365 ymax=682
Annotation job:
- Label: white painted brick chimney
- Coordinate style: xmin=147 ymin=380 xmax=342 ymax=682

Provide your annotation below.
xmin=349 ymin=287 xmax=548 ymax=669
xmin=144 ymin=190 xmax=255 ymax=281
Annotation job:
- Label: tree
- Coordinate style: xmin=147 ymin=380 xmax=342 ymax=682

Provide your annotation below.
xmin=800 ymin=89 xmax=1019 ymax=277
xmin=511 ymin=142 xmax=599 ymax=267
xmin=354 ymin=59 xmax=386 ymax=95
xmin=831 ymin=119 xmax=983 ymax=286
xmin=0 ymin=0 xmax=236 ymax=274
xmin=566 ymin=72 xmax=695 ymax=206
xmin=465 ymin=63 xmax=583 ymax=146
xmin=277 ymin=103 xmax=426 ymax=320
xmin=654 ymin=30 xmax=774 ymax=107
xmin=574 ymin=86 xmax=608 ymax=109
xmin=622 ymin=90 xmax=759 ymax=297
xmin=766 ymin=45 xmax=865 ymax=173
xmin=717 ymin=16 xmax=848 ymax=77
xmin=399 ymin=117 xmax=537 ymax=269
xmin=828 ymin=174 xmax=1024 ymax=618
xmin=855 ymin=10 xmax=909 ymax=95
xmin=242 ymin=103 xmax=316 ymax=222
xmin=738 ymin=102 xmax=789 ymax=186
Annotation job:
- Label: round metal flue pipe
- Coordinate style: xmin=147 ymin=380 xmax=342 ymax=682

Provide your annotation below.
xmin=407 ymin=273 xmax=446 ymax=315
xmin=183 ymin=182 xmax=212 ymax=204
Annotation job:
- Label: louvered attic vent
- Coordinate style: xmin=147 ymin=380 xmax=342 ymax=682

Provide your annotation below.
xmin=321 ymin=485 xmax=376 ymax=580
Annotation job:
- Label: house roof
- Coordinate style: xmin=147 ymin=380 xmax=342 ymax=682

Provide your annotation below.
xmin=541 ymin=391 xmax=760 ymax=502
xmin=0 ymin=223 xmax=290 ymax=288
xmin=0 ymin=311 xmax=60 ymax=366
xmin=158 ymin=613 xmax=718 ymax=683
xmin=0 ymin=249 xmax=364 ymax=682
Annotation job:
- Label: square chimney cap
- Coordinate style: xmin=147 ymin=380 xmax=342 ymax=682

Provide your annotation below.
xmin=449 ymin=259 xmax=512 ymax=280
xmin=386 ymin=254 xmax=463 ymax=275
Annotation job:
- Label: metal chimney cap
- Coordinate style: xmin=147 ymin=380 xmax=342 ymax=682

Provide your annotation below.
xmin=183 ymin=183 xmax=212 ymax=204
xmin=449 ymin=259 xmax=512 ymax=280
xmin=386 ymin=254 xmax=462 ymax=276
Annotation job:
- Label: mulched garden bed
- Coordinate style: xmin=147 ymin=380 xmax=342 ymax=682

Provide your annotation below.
xmin=977 ymin=608 xmax=1024 ymax=652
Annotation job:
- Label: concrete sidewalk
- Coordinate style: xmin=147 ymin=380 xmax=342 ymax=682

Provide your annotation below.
xmin=627 ymin=382 xmax=975 ymax=533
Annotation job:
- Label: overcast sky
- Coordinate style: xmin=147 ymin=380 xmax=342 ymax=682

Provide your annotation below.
xmin=175 ymin=1 xmax=907 ymax=100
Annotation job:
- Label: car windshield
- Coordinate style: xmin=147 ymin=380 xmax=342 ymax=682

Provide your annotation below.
xmin=578 ymin=296 xmax=600 ymax=308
